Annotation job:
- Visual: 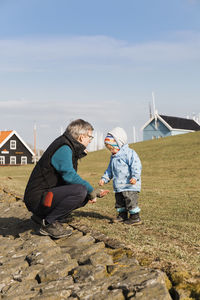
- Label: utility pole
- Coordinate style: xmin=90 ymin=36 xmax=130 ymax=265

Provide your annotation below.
xmin=152 ymin=91 xmax=156 ymax=117
xmin=33 ymin=123 xmax=37 ymax=163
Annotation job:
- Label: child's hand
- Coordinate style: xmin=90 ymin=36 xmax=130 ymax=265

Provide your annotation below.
xmin=99 ymin=179 xmax=105 ymax=186
xmin=130 ymin=178 xmax=137 ymax=185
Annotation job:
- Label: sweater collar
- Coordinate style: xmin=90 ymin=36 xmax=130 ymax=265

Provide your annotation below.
xmin=63 ymin=132 xmax=87 ymax=159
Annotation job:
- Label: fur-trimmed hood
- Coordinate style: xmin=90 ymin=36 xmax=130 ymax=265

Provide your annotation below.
xmin=108 ymin=127 xmax=127 ymax=148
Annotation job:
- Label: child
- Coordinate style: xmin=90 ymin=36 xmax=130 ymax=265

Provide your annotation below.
xmin=99 ymin=127 xmax=142 ymax=225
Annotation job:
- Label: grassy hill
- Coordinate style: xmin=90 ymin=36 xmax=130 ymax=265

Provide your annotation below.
xmin=78 ymin=131 xmax=200 ymax=276
xmin=0 ymin=131 xmax=200 ymax=280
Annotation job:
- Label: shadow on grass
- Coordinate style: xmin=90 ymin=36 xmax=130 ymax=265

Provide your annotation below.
xmin=73 ymin=210 xmax=113 ymax=222
xmin=0 ymin=211 xmax=113 ymax=237
xmin=0 ymin=217 xmax=39 ymax=237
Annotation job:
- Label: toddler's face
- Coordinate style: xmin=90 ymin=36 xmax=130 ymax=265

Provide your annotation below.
xmin=105 ymin=143 xmax=119 ymax=155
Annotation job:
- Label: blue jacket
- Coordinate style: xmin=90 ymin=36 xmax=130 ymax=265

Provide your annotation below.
xmin=101 ymin=144 xmax=142 ymax=193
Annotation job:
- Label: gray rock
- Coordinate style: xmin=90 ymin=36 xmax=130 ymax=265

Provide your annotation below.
xmin=0 ymin=187 xmax=172 ymax=299
xmin=37 ymin=259 xmax=78 ymax=282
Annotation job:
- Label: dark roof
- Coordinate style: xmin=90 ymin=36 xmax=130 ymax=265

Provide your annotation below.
xmin=160 ymin=115 xmax=200 ymax=131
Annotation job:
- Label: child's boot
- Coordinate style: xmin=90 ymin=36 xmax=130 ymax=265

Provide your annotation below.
xmin=124 ymin=213 xmax=142 ymax=225
xmin=113 ymin=211 xmax=128 ymax=223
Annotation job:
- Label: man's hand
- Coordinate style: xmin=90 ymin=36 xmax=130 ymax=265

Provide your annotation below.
xmin=98 ymin=189 xmax=110 ymax=198
xmin=87 ymin=188 xmax=109 ymax=202
xmin=94 ymin=188 xmax=110 ymax=198
xmin=89 ymin=197 xmax=97 ymax=204
xmin=130 ymin=178 xmax=137 ymax=185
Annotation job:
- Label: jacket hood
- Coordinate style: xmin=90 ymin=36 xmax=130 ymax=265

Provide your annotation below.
xmin=108 ymin=127 xmax=127 ymax=148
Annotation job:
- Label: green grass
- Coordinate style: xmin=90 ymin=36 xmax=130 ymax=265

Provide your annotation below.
xmin=1 ymin=131 xmax=200 ymax=277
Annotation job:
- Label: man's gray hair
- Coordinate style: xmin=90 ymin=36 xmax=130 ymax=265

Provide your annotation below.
xmin=66 ymin=119 xmax=94 ymax=140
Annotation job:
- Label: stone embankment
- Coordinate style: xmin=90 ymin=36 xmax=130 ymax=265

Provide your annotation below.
xmin=0 ymin=186 xmax=173 ymax=299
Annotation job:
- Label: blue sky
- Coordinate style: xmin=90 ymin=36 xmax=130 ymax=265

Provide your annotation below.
xmin=0 ymin=0 xmax=200 ymax=149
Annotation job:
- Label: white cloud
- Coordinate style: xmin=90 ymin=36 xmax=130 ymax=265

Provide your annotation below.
xmin=0 ymin=31 xmax=200 ymax=73
xmin=0 ymin=99 xmax=123 ymax=121
xmin=0 ymin=98 xmax=146 ymax=148
xmin=0 ymin=100 xmax=28 ymax=108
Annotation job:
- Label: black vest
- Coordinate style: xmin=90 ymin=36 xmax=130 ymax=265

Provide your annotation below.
xmin=24 ymin=132 xmax=86 ymax=212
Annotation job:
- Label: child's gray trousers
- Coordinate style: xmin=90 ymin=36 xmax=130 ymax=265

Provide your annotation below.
xmin=115 ymin=191 xmax=140 ymax=214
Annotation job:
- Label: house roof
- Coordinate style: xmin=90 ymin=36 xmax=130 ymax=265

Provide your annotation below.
xmin=0 ymin=130 xmax=13 ymax=144
xmin=142 ymin=114 xmax=200 ymax=131
xmin=0 ymin=130 xmax=35 ymax=155
xmin=159 ymin=115 xmax=200 ymax=131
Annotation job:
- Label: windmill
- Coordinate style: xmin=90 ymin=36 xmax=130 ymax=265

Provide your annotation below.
xmin=152 ymin=91 xmax=158 ymax=129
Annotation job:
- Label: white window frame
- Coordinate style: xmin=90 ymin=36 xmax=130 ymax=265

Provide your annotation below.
xmin=21 ymin=156 xmax=27 ymax=165
xmin=10 ymin=156 xmax=16 ymax=165
xmin=0 ymin=156 xmax=5 ymax=165
xmin=10 ymin=140 xmax=16 ymax=150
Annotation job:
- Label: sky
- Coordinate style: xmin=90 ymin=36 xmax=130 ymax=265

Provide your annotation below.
xmin=0 ymin=0 xmax=200 ymax=150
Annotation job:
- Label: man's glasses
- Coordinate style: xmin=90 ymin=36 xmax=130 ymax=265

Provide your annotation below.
xmin=87 ymin=134 xmax=94 ymax=140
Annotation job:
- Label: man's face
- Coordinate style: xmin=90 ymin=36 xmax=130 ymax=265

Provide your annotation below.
xmin=78 ymin=130 xmax=94 ymax=147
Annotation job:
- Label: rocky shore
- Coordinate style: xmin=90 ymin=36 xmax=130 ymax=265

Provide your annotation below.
xmin=0 ymin=186 xmax=173 ymax=299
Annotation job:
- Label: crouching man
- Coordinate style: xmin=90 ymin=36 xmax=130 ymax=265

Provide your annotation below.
xmin=24 ymin=119 xmax=106 ymax=238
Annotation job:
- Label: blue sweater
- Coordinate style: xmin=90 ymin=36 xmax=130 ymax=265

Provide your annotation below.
xmin=51 ymin=145 xmax=93 ymax=193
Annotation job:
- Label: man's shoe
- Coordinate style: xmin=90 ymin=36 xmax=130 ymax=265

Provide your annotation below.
xmin=113 ymin=211 xmax=128 ymax=223
xmin=39 ymin=221 xmax=73 ymax=239
xmin=124 ymin=213 xmax=142 ymax=225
